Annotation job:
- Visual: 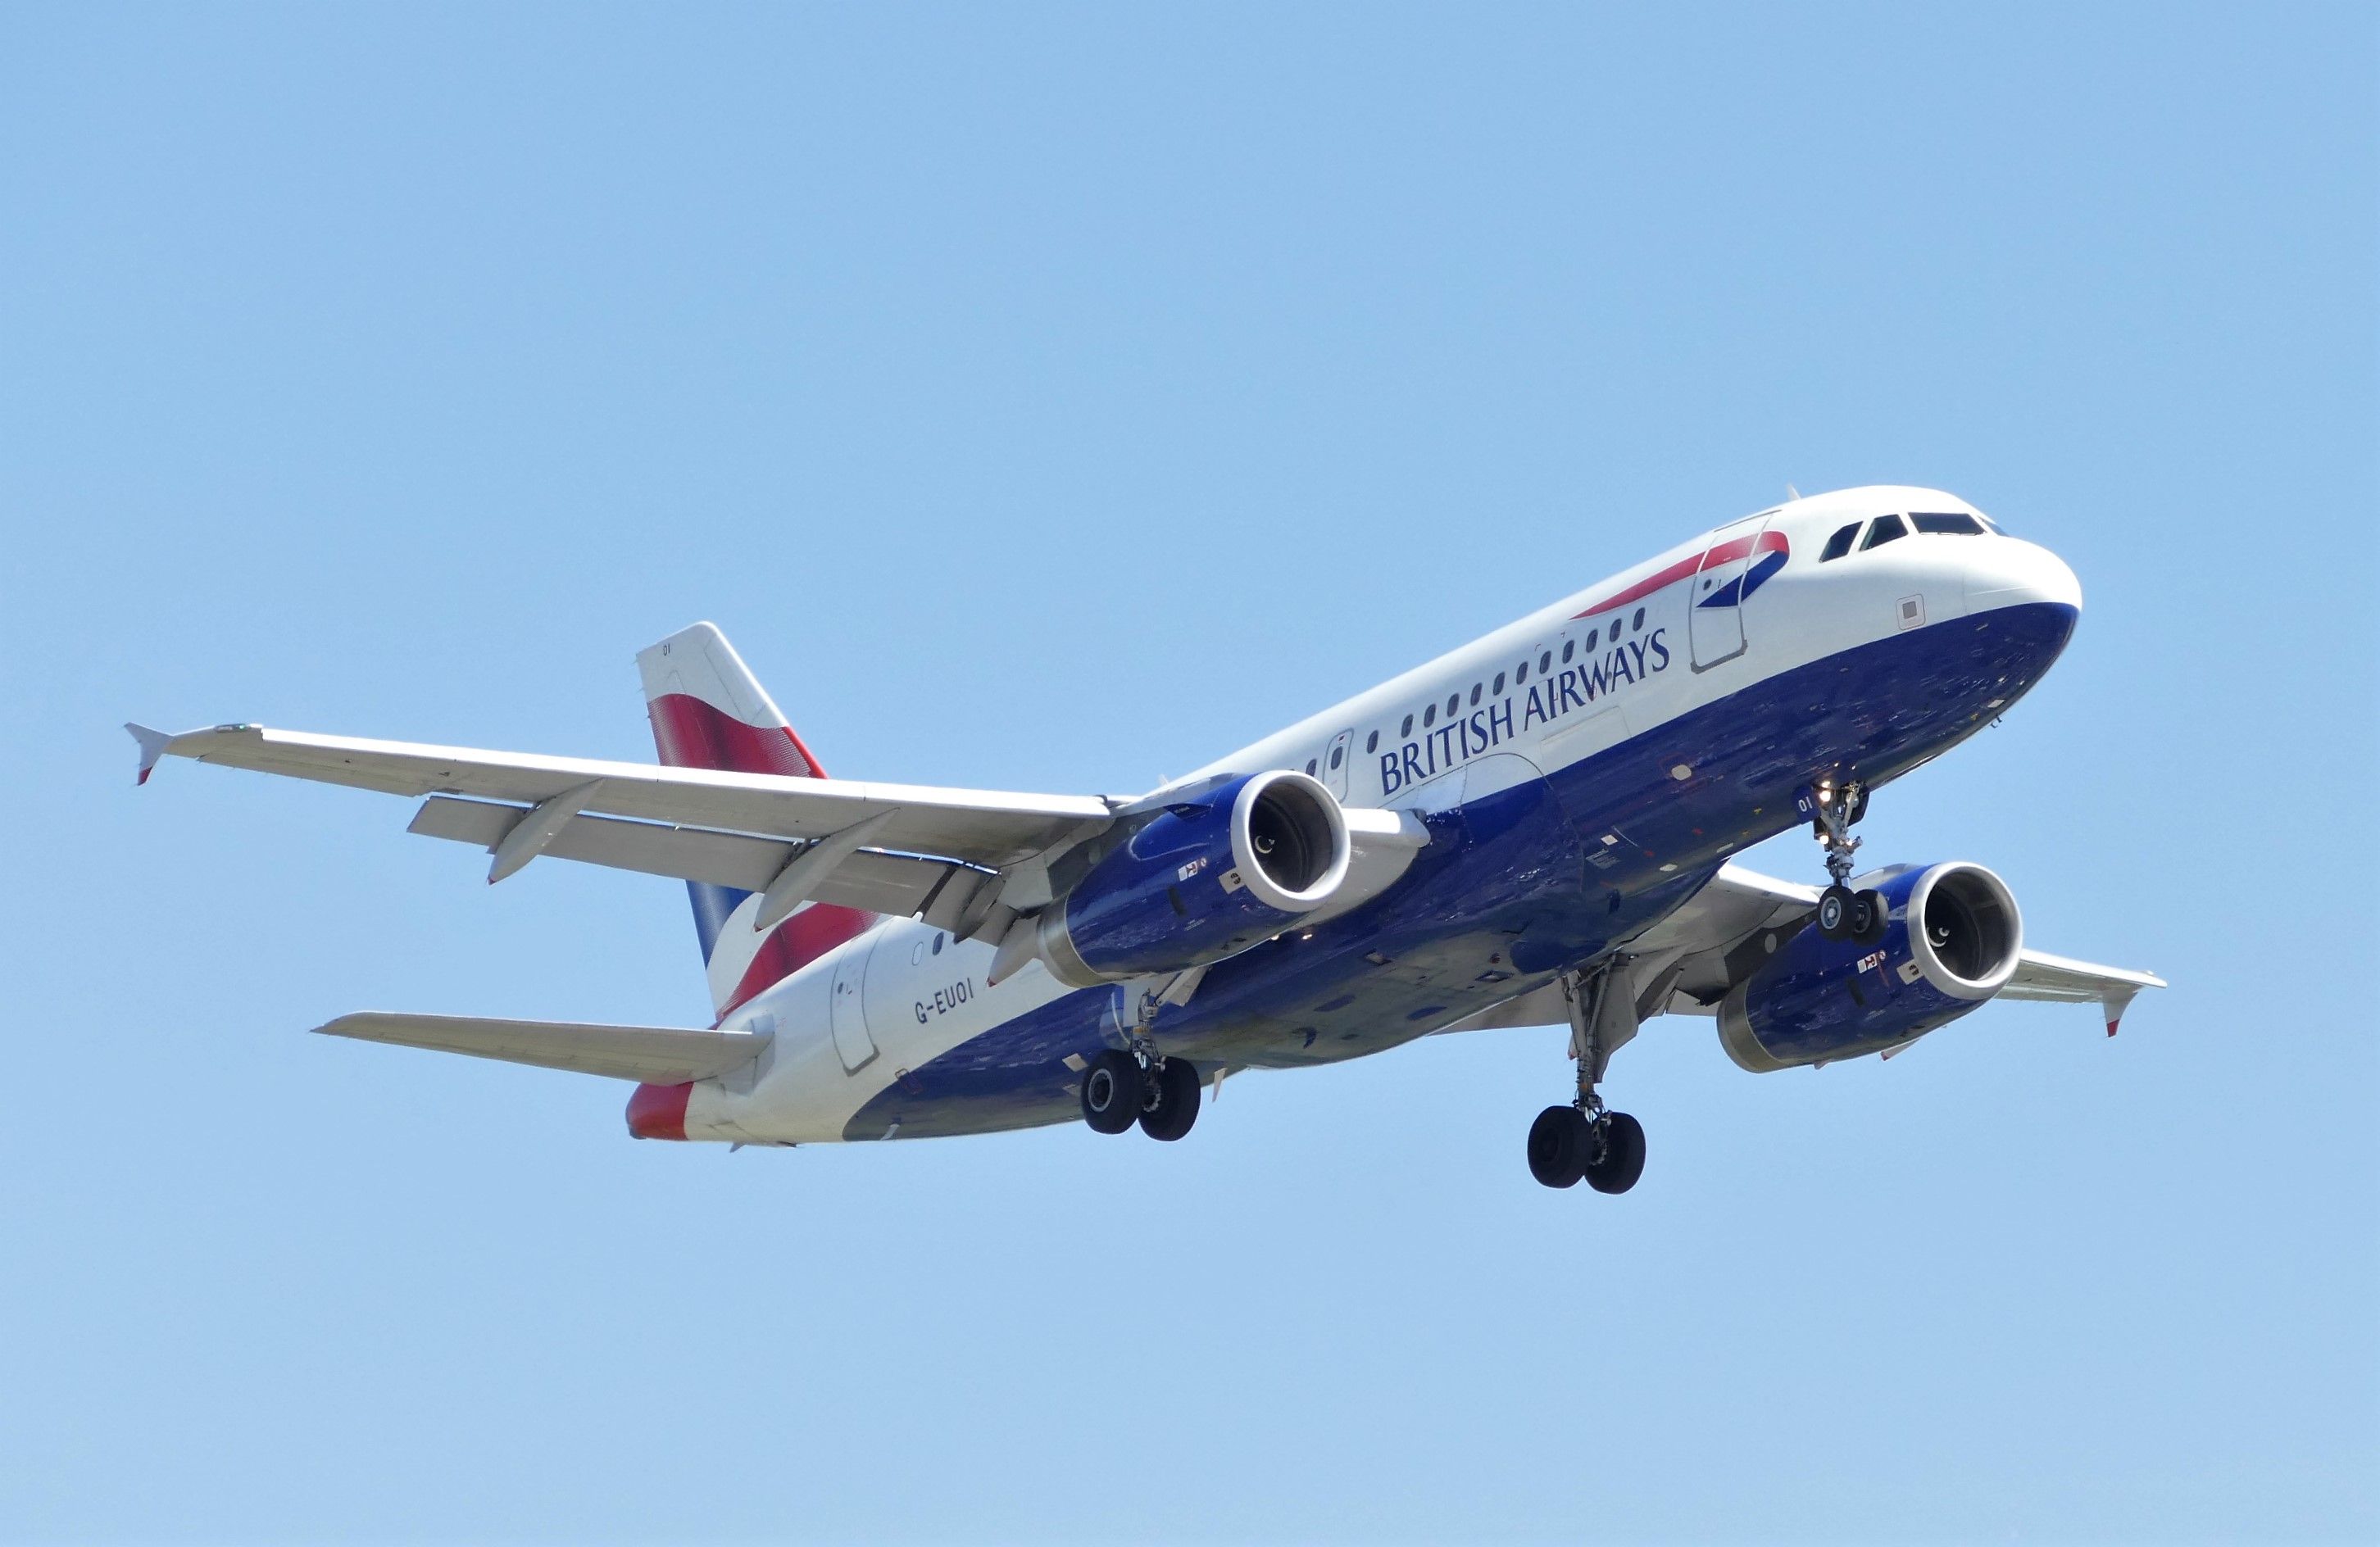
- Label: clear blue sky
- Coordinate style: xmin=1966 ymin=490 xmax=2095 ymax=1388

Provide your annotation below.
xmin=4 ymin=4 xmax=2373 ymax=1541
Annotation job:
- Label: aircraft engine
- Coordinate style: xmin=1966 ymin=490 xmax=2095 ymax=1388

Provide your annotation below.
xmin=1037 ymin=769 xmax=1351 ymax=987
xmin=1718 ymin=862 xmax=2023 ymax=1071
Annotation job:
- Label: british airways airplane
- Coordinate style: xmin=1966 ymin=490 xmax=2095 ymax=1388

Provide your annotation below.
xmin=131 ymin=486 xmax=2160 ymax=1191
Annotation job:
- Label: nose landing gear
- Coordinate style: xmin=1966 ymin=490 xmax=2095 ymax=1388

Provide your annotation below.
xmin=1527 ymin=962 xmax=1647 ymax=1194
xmin=1806 ymin=778 xmax=1888 ymax=944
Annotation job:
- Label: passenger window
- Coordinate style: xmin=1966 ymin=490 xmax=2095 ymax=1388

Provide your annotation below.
xmin=1329 ymin=744 xmax=1343 ymax=769
xmin=932 ymin=933 xmax=944 ymax=955
xmin=1515 ymin=661 xmax=1528 ymax=684
xmin=1423 ymin=704 xmax=1437 ymax=728
xmin=1560 ymin=640 xmax=1574 ymax=663
xmin=1912 ymin=511 xmax=1983 ymax=535
xmin=1365 ymin=730 xmax=1378 ymax=753
xmin=1469 ymin=683 xmax=1482 ymax=705
xmin=1305 ymin=759 xmax=1318 ymax=775
xmin=1631 ymin=607 xmax=1646 ymax=631
xmin=1538 ymin=651 xmax=1552 ymax=673
xmin=1820 ymin=522 xmax=1860 ymax=561
xmin=1492 ymin=671 xmax=1506 ymax=693
xmin=1862 ymin=515 xmax=1908 ymax=550
xmin=1445 ymin=693 xmax=1459 ymax=716
xmin=1585 ymin=628 xmax=1598 ymax=651
xmin=1400 ymin=714 xmax=1414 ymax=737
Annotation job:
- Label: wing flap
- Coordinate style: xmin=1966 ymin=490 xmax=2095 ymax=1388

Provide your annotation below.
xmin=405 ymin=796 xmax=979 ymax=916
xmin=316 ymin=1012 xmax=769 ymax=1083
xmin=137 ymin=723 xmax=1113 ymax=868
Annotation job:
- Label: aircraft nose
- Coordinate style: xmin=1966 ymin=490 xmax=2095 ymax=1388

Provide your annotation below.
xmin=1964 ymin=535 xmax=2082 ymax=615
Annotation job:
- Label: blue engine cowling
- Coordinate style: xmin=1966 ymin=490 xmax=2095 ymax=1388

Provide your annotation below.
xmin=1037 ymin=769 xmax=1352 ymax=987
xmin=1718 ymin=862 xmax=2023 ymax=1071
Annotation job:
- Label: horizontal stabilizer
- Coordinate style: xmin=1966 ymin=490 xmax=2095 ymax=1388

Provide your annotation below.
xmin=315 ymin=1012 xmax=770 ymax=1083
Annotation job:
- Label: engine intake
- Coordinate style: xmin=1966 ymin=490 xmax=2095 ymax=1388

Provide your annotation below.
xmin=1719 ymin=861 xmax=2022 ymax=1072
xmin=1038 ymin=769 xmax=1351 ymax=987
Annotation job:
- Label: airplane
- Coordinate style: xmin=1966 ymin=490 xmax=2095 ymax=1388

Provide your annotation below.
xmin=129 ymin=484 xmax=2162 ymax=1191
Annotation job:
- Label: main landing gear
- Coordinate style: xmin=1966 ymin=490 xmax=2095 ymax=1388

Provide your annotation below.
xmin=1808 ymin=778 xmax=1887 ymax=946
xmin=1080 ymin=1045 xmax=1201 ymax=1141
xmin=1528 ymin=964 xmax=1646 ymax=1193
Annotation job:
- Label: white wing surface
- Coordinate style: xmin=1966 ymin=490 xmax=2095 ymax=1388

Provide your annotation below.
xmin=1446 ymin=860 xmax=2164 ymax=1038
xmin=130 ymin=722 xmax=1115 ymax=873
xmin=1634 ymin=862 xmax=2164 ymax=1031
xmin=1993 ymin=949 xmax=2169 ymax=1032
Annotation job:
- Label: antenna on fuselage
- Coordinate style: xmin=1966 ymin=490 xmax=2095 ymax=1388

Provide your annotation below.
xmin=1786 ymin=483 xmax=1802 ymax=501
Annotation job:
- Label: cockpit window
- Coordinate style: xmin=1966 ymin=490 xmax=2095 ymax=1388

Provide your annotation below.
xmin=1911 ymin=511 xmax=1984 ymax=535
xmin=1861 ymin=515 xmax=1908 ymax=551
xmin=1819 ymin=523 xmax=1860 ymax=561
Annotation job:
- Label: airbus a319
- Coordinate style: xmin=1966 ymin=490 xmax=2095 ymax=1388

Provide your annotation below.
xmin=132 ymin=486 xmax=2160 ymax=1191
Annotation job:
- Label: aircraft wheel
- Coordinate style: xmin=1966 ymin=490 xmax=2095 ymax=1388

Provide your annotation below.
xmin=1138 ymin=1059 xmax=1202 ymax=1141
xmin=1527 ymin=1105 xmax=1588 ymax=1189
xmin=1851 ymin=888 xmax=1889 ymax=945
xmin=1584 ymin=1112 xmax=1646 ymax=1195
xmin=1816 ymin=884 xmax=1855 ymax=941
xmin=1081 ymin=1050 xmax=1145 ymax=1135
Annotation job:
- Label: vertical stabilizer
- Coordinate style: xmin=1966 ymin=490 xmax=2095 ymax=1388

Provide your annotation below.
xmin=636 ymin=624 xmax=874 ymax=1023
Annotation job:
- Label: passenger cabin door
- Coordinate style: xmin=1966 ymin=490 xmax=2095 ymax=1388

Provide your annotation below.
xmin=829 ymin=935 xmax=879 ymax=1073
xmin=1686 ymin=516 xmax=1772 ymax=672
xmin=1321 ymin=728 xmax=1353 ymax=799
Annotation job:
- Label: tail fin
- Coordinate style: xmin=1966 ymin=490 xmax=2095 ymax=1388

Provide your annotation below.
xmin=636 ymin=624 xmax=874 ymax=1022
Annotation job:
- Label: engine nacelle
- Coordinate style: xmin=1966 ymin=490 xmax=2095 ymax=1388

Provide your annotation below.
xmin=1719 ymin=862 xmax=2023 ymax=1072
xmin=1037 ymin=770 xmax=1351 ymax=987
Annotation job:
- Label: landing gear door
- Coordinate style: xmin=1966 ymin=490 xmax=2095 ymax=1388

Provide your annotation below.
xmin=1322 ymin=728 xmax=1353 ymax=799
xmin=1686 ymin=517 xmax=1772 ymax=672
xmin=829 ymin=935 xmax=879 ymax=1074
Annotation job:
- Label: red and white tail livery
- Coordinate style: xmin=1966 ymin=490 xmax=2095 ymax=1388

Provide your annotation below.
xmin=637 ymin=623 xmax=877 ymax=1026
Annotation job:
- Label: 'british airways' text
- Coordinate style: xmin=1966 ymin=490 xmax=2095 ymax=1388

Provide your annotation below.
xmin=1378 ymin=628 xmax=1671 ymax=796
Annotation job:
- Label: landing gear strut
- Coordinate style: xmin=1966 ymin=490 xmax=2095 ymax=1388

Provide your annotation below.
xmin=1527 ymin=964 xmax=1647 ymax=1193
xmin=1808 ymin=778 xmax=1887 ymax=945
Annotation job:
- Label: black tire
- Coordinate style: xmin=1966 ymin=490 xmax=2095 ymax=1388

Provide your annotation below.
xmin=1851 ymin=888 xmax=1889 ymax=944
xmin=1138 ymin=1059 xmax=1201 ymax=1141
xmin=1080 ymin=1050 xmax=1144 ymax=1135
xmin=1527 ymin=1105 xmax=1588 ymax=1189
xmin=1816 ymin=884 xmax=1855 ymax=941
xmin=1584 ymin=1111 xmax=1646 ymax=1194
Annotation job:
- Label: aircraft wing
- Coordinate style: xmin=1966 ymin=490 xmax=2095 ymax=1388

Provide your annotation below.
xmin=1991 ymin=949 xmax=2169 ymax=1032
xmin=316 ymin=1012 xmax=770 ymax=1082
xmin=129 ymin=723 xmax=1116 ymax=906
xmin=1446 ymin=860 xmax=2163 ymax=1038
xmin=1628 ymin=861 xmax=2164 ymax=1032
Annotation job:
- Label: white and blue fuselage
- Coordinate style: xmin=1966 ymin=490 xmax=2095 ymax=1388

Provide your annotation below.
xmin=688 ymin=485 xmax=2082 ymax=1145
